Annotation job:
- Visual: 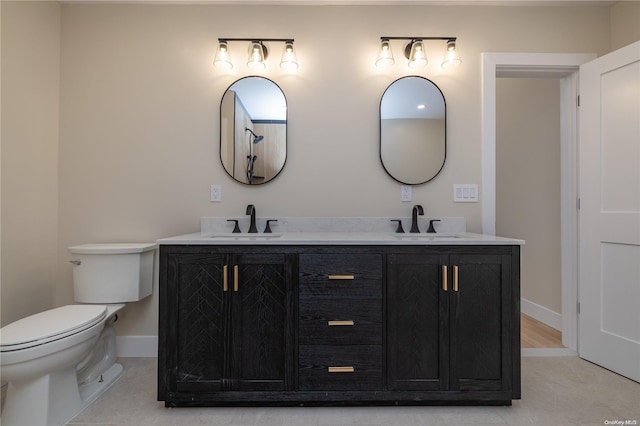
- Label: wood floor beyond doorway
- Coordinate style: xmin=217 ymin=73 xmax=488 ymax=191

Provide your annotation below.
xmin=521 ymin=314 xmax=564 ymax=348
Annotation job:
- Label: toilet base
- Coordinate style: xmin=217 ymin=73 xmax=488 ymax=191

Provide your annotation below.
xmin=1 ymin=362 xmax=124 ymax=426
xmin=78 ymin=362 xmax=124 ymax=409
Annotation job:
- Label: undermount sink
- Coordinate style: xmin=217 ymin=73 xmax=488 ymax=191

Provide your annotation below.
xmin=394 ymin=233 xmax=462 ymax=239
xmin=206 ymin=233 xmax=282 ymax=239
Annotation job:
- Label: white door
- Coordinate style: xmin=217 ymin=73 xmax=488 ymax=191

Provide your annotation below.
xmin=579 ymin=40 xmax=640 ymax=382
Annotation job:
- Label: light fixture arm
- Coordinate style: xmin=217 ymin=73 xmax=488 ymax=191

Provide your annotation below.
xmin=380 ymin=36 xmax=456 ymax=42
xmin=219 ymin=38 xmax=294 ymax=43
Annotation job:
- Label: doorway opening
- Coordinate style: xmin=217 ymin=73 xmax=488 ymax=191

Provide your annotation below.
xmin=481 ymin=52 xmax=596 ymax=355
xmin=496 ymin=77 xmax=564 ymax=350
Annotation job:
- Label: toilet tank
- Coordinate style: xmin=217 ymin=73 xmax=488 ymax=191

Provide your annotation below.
xmin=67 ymin=243 xmax=156 ymax=303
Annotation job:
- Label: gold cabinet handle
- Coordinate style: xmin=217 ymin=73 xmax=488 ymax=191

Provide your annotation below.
xmin=328 ymin=366 xmax=355 ymax=373
xmin=234 ymin=265 xmax=239 ymax=292
xmin=328 ymin=275 xmax=354 ymax=280
xmin=327 ymin=320 xmax=355 ymax=326
xmin=442 ymin=265 xmax=448 ymax=291
xmin=453 ymin=265 xmax=459 ymax=292
xmin=223 ymin=265 xmax=228 ymax=292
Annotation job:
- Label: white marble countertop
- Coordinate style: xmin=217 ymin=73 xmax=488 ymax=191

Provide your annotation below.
xmin=156 ymin=217 xmax=524 ymax=246
xmin=157 ymin=231 xmax=524 ymax=246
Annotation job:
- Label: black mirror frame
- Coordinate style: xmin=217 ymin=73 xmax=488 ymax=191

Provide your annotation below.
xmin=219 ymin=76 xmax=288 ymax=186
xmin=379 ymin=75 xmax=447 ymax=185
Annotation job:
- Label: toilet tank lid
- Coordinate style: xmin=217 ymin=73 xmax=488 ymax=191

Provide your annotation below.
xmin=68 ymin=243 xmax=156 ymax=255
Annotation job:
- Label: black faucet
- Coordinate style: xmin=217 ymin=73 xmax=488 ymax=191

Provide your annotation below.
xmin=246 ymin=204 xmax=258 ymax=233
xmin=410 ymin=204 xmax=424 ymax=233
xmin=427 ymin=219 xmax=440 ymax=233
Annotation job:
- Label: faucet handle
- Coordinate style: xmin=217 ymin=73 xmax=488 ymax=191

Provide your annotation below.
xmin=390 ymin=219 xmax=405 ymax=233
xmin=227 ymin=219 xmax=241 ymax=233
xmin=427 ymin=219 xmax=441 ymax=233
xmin=264 ymin=220 xmax=278 ymax=233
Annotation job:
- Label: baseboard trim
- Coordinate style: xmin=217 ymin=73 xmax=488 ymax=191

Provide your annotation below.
xmin=116 ymin=336 xmax=158 ymax=358
xmin=521 ymin=298 xmax=562 ymax=331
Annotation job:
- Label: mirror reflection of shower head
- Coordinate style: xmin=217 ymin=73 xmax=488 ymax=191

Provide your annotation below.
xmin=245 ymin=128 xmax=264 ymax=144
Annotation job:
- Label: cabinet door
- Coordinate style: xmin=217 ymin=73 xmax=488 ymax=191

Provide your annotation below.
xmin=230 ymin=253 xmax=296 ymax=391
xmin=449 ymin=253 xmax=512 ymax=391
xmin=167 ymin=250 xmax=230 ymax=393
xmin=387 ymin=253 xmax=449 ymax=391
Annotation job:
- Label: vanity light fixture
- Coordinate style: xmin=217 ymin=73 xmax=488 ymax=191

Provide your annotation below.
xmin=214 ymin=38 xmax=298 ymax=71
xmin=407 ymin=39 xmax=427 ymax=68
xmin=280 ymin=40 xmax=299 ymax=71
xmin=247 ymin=41 xmax=268 ymax=70
xmin=441 ymin=39 xmax=462 ymax=69
xmin=375 ymin=38 xmax=395 ymax=67
xmin=213 ymin=40 xmax=233 ymax=70
xmin=376 ymin=37 xmax=461 ymax=69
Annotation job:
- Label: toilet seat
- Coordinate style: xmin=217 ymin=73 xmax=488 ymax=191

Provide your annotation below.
xmin=0 ymin=305 xmax=107 ymax=352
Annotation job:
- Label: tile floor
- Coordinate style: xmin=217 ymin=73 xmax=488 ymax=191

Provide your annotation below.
xmin=63 ymin=356 xmax=640 ymax=426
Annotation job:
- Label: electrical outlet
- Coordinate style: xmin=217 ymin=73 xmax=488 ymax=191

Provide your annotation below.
xmin=401 ymin=185 xmax=412 ymax=202
xmin=210 ymin=184 xmax=222 ymax=202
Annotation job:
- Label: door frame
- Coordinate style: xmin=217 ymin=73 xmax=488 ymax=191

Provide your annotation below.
xmin=481 ymin=52 xmax=595 ymax=352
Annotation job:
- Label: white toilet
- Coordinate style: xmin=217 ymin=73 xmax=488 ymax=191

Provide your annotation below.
xmin=0 ymin=243 xmax=155 ymax=426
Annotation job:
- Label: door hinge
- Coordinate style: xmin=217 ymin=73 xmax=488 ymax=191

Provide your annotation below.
xmin=577 ymin=302 xmax=580 ymax=314
xmin=577 ymin=95 xmax=580 ymax=107
xmin=577 ymin=198 xmax=581 ymax=210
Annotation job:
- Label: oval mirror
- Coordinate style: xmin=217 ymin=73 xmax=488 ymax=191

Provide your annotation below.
xmin=220 ymin=76 xmax=287 ymax=185
xmin=380 ymin=76 xmax=446 ymax=185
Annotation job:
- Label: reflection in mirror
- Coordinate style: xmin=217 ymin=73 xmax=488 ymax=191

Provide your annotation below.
xmin=380 ymin=76 xmax=446 ymax=185
xmin=220 ymin=76 xmax=287 ymax=185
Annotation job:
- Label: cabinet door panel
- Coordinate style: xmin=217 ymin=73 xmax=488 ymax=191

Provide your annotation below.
xmin=172 ymin=252 xmax=228 ymax=391
xmin=450 ymin=254 xmax=511 ymax=391
xmin=232 ymin=253 xmax=295 ymax=391
xmin=387 ymin=254 xmax=448 ymax=391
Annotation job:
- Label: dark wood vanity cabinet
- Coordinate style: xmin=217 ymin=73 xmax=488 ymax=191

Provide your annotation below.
xmin=158 ymin=244 xmax=520 ymax=406
xmin=158 ymin=246 xmax=296 ymax=402
xmin=387 ymin=247 xmax=520 ymax=401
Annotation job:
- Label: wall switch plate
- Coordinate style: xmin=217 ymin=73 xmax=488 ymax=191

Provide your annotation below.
xmin=453 ymin=184 xmax=478 ymax=202
xmin=401 ymin=185 xmax=412 ymax=202
xmin=210 ymin=184 xmax=222 ymax=202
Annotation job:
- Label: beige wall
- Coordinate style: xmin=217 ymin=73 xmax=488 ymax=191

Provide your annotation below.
xmin=3 ymin=2 xmax=632 ymax=336
xmin=611 ymin=1 xmax=640 ymax=50
xmin=1 ymin=2 xmax=60 ymax=326
xmin=496 ymin=78 xmax=562 ymax=315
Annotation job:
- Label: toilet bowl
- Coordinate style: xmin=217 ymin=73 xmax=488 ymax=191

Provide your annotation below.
xmin=0 ymin=243 xmax=155 ymax=426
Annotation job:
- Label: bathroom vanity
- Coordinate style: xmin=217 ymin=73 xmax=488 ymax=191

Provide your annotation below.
xmin=157 ymin=219 xmax=523 ymax=407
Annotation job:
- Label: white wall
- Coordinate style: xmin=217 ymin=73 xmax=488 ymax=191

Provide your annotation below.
xmin=2 ymin=2 xmax=621 ymax=338
xmin=1 ymin=1 xmax=60 ymax=326
xmin=496 ymin=78 xmax=562 ymax=315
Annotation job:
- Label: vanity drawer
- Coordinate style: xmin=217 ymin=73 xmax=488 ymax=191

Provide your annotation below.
xmin=299 ymin=254 xmax=382 ymax=298
xmin=299 ymin=297 xmax=381 ymax=344
xmin=298 ymin=345 xmax=383 ymax=391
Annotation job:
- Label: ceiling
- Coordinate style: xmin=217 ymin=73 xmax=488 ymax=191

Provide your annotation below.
xmin=60 ymin=0 xmax=619 ymax=5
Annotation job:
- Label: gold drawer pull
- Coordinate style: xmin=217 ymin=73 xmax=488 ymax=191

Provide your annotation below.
xmin=328 ymin=366 xmax=355 ymax=373
xmin=328 ymin=275 xmax=355 ymax=280
xmin=327 ymin=320 xmax=355 ymax=326
xmin=442 ymin=265 xmax=448 ymax=291
xmin=234 ymin=265 xmax=239 ymax=292
xmin=223 ymin=265 xmax=228 ymax=292
xmin=453 ymin=265 xmax=459 ymax=292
